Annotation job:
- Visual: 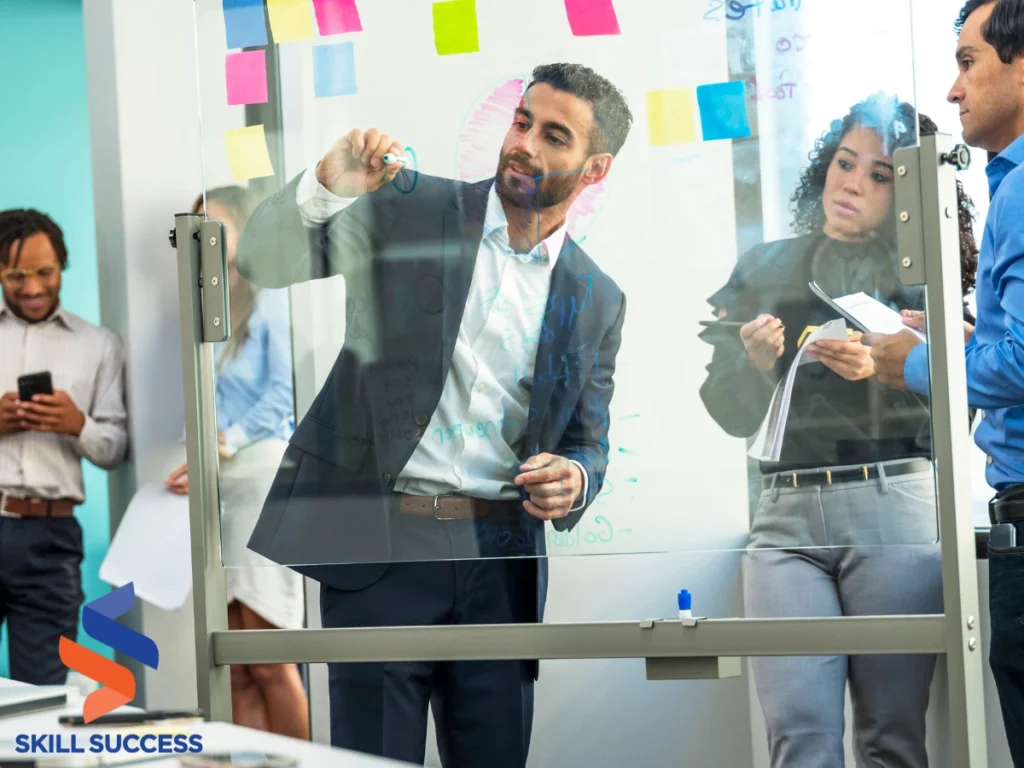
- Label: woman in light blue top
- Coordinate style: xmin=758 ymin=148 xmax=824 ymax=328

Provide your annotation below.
xmin=166 ymin=186 xmax=308 ymax=740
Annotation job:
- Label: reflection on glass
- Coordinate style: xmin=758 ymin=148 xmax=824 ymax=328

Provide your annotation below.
xmin=699 ymin=96 xmax=979 ymax=765
xmin=167 ymin=187 xmax=308 ymax=740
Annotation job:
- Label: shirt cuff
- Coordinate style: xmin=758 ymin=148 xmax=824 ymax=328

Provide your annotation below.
xmin=297 ymin=165 xmax=356 ymax=227
xmin=568 ymin=460 xmax=589 ymax=512
xmin=221 ymin=423 xmax=250 ymax=459
xmin=77 ymin=414 xmax=101 ymax=457
xmin=904 ymin=344 xmax=932 ymax=395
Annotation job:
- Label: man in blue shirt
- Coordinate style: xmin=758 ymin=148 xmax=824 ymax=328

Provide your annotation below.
xmin=865 ymin=1 xmax=1024 ymax=760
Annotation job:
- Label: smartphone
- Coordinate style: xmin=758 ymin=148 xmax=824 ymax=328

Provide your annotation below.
xmin=17 ymin=371 xmax=53 ymax=402
xmin=178 ymin=754 xmax=297 ymax=767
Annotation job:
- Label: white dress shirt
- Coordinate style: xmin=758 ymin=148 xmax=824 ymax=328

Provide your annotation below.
xmin=0 ymin=303 xmax=128 ymax=502
xmin=297 ymin=169 xmax=588 ymax=506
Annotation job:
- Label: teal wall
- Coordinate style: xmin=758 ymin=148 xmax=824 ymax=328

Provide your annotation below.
xmin=0 ymin=0 xmax=112 ymax=673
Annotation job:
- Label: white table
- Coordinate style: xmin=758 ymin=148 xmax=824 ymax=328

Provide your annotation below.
xmin=0 ymin=678 xmax=408 ymax=767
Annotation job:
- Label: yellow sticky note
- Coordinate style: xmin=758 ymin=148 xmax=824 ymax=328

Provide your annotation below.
xmin=224 ymin=125 xmax=275 ymax=181
xmin=267 ymin=0 xmax=314 ymax=43
xmin=433 ymin=0 xmax=479 ymax=56
xmin=646 ymin=88 xmax=697 ymax=147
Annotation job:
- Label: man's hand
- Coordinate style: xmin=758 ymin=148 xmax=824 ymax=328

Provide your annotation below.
xmin=514 ymin=454 xmax=584 ymax=521
xmin=166 ymin=462 xmax=189 ymax=496
xmin=315 ymin=128 xmax=406 ymax=198
xmin=901 ymin=309 xmax=975 ymax=344
xmin=862 ymin=330 xmax=925 ymax=390
xmin=740 ymin=315 xmax=785 ymax=372
xmin=0 ymin=393 xmax=23 ymax=437
xmin=17 ymin=391 xmax=85 ymax=436
xmin=805 ymin=333 xmax=875 ymax=381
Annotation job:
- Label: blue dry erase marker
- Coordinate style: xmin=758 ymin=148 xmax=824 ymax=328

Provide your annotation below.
xmin=677 ymin=589 xmax=692 ymax=620
xmin=383 ymin=153 xmax=408 ymax=166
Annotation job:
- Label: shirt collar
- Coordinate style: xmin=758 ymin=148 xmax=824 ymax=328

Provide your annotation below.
xmin=482 ymin=185 xmax=567 ymax=266
xmin=986 ymin=133 xmax=1024 ymax=197
xmin=0 ymin=301 xmax=74 ymax=330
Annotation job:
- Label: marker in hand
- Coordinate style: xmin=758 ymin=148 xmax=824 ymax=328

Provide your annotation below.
xmin=383 ymin=153 xmax=408 ymax=166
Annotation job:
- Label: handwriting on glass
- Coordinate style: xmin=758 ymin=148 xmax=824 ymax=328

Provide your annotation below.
xmin=704 ymin=0 xmax=802 ymax=22
xmin=547 ymin=514 xmax=631 ymax=549
xmin=749 ymin=71 xmax=798 ymax=101
xmin=775 ymin=34 xmax=810 ymax=53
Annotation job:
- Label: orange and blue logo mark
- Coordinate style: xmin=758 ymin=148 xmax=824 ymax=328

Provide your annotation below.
xmin=59 ymin=583 xmax=159 ymax=723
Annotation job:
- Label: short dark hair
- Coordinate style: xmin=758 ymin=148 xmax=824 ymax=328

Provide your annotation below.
xmin=956 ymin=0 xmax=1024 ymax=63
xmin=526 ymin=63 xmax=633 ymax=157
xmin=0 ymin=209 xmax=68 ymax=270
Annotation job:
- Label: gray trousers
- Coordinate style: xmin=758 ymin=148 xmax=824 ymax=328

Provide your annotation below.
xmin=744 ymin=464 xmax=943 ymax=768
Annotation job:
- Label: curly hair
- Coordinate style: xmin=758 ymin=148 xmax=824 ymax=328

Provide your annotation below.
xmin=0 ymin=209 xmax=68 ymax=270
xmin=790 ymin=93 xmax=978 ymax=294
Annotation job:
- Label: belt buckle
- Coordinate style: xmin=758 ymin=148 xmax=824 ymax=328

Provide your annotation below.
xmin=433 ymin=493 xmax=461 ymax=521
xmin=0 ymin=492 xmax=20 ymax=518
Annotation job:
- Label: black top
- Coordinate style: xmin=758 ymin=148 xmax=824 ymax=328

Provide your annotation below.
xmin=699 ymin=233 xmax=932 ymax=474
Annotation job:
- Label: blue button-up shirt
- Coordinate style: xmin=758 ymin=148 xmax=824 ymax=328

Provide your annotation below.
xmin=905 ymin=133 xmax=1024 ymax=489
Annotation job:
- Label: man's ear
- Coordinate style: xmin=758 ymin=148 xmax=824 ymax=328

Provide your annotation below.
xmin=581 ymin=154 xmax=613 ymax=186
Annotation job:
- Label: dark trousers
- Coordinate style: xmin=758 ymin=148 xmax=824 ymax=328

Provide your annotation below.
xmin=989 ymin=543 xmax=1024 ymax=767
xmin=0 ymin=515 xmax=84 ymax=684
xmin=320 ymin=514 xmax=536 ymax=768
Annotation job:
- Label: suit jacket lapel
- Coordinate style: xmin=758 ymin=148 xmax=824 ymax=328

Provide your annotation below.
xmin=528 ymin=236 xmax=593 ymax=451
xmin=441 ymin=179 xmax=491 ymax=370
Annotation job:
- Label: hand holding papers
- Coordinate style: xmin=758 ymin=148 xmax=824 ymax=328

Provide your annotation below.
xmin=749 ymin=319 xmax=850 ymax=462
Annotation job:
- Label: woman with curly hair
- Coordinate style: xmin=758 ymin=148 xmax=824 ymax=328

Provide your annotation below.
xmin=698 ymin=94 xmax=979 ymax=767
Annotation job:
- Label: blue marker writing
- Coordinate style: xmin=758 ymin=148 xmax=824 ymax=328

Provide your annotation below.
xmin=678 ymin=589 xmax=692 ymax=620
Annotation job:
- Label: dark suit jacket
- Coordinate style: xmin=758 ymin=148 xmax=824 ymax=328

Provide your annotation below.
xmin=236 ymin=170 xmax=626 ymax=623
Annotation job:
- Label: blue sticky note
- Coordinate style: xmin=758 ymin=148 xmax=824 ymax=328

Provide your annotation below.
xmin=223 ymin=0 xmax=268 ymax=49
xmin=696 ymin=81 xmax=752 ymax=142
xmin=313 ymin=42 xmax=357 ymax=98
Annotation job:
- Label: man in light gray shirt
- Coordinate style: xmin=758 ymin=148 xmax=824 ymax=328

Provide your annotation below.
xmin=0 ymin=209 xmax=127 ymax=684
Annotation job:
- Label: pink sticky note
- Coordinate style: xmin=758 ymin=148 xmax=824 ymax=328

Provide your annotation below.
xmin=225 ymin=50 xmax=267 ymax=106
xmin=312 ymin=0 xmax=363 ymax=35
xmin=564 ymin=0 xmax=620 ymax=36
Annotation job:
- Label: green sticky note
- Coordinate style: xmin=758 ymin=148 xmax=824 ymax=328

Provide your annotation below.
xmin=433 ymin=0 xmax=479 ymax=56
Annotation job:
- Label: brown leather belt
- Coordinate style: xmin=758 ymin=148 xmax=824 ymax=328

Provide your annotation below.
xmin=0 ymin=494 xmax=76 ymax=518
xmin=397 ymin=493 xmax=519 ymax=520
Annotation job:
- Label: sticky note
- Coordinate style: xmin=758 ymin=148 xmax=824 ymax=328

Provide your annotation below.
xmin=224 ymin=125 xmax=275 ymax=180
xmin=564 ymin=0 xmax=621 ymax=36
xmin=225 ymin=50 xmax=268 ymax=106
xmin=313 ymin=42 xmax=357 ymax=97
xmin=312 ymin=0 xmax=363 ymax=35
xmin=433 ymin=0 xmax=480 ymax=56
xmin=222 ymin=0 xmax=268 ymax=49
xmin=646 ymin=88 xmax=697 ymax=147
xmin=266 ymin=0 xmax=314 ymax=43
xmin=697 ymin=81 xmax=752 ymax=141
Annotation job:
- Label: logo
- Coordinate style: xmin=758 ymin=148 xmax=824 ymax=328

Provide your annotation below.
xmin=59 ymin=582 xmax=159 ymax=723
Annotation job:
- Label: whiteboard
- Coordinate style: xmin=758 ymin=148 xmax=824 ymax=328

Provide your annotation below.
xmin=193 ymin=0 xmax=926 ymax=558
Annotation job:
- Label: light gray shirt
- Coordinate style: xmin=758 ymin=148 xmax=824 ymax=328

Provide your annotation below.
xmin=0 ymin=303 xmax=128 ymax=502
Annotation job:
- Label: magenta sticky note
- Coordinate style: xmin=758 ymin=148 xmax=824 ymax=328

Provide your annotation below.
xmin=312 ymin=0 xmax=363 ymax=35
xmin=564 ymin=0 xmax=620 ymax=36
xmin=225 ymin=50 xmax=267 ymax=106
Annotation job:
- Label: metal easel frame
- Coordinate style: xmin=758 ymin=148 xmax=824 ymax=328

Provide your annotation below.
xmin=174 ymin=134 xmax=987 ymax=765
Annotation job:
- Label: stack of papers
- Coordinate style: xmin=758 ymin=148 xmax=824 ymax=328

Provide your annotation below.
xmin=748 ymin=285 xmax=927 ymax=463
xmin=748 ymin=319 xmax=849 ymax=462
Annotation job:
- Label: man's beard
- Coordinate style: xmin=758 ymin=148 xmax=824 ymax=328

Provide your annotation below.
xmin=494 ymin=152 xmax=582 ymax=211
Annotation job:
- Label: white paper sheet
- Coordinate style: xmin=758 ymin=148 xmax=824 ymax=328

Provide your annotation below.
xmin=748 ymin=319 xmax=850 ymax=462
xmin=833 ymin=291 xmax=928 ymax=342
xmin=99 ymin=482 xmax=192 ymax=611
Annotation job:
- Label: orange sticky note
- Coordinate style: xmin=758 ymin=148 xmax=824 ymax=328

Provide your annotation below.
xmin=646 ymin=88 xmax=697 ymax=147
xmin=224 ymin=125 xmax=275 ymax=180
xmin=267 ymin=0 xmax=315 ymax=43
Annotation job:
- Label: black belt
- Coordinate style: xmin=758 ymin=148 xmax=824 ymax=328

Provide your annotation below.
xmin=990 ymin=483 xmax=1024 ymax=525
xmin=764 ymin=459 xmax=932 ymax=490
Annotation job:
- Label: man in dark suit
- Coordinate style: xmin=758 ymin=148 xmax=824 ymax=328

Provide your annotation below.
xmin=235 ymin=62 xmax=632 ymax=767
